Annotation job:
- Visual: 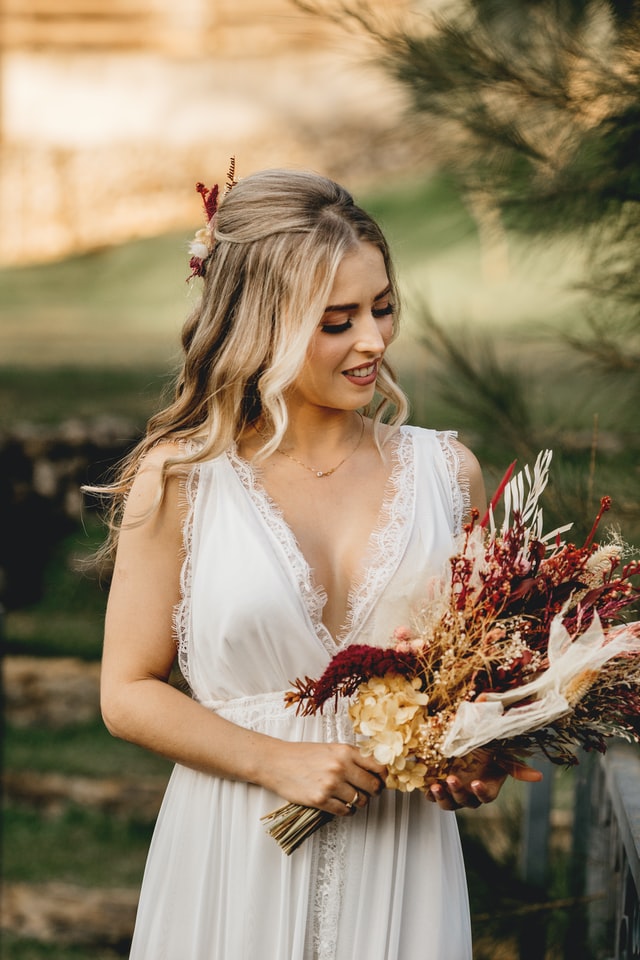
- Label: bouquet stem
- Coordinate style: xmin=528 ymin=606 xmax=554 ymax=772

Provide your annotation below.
xmin=260 ymin=803 xmax=334 ymax=855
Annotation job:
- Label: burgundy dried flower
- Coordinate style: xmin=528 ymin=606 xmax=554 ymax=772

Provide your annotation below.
xmin=285 ymin=644 xmax=420 ymax=716
xmin=195 ymin=182 xmax=220 ymax=221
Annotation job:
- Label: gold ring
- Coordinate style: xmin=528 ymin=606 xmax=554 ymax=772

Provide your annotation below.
xmin=351 ymin=790 xmax=359 ymax=806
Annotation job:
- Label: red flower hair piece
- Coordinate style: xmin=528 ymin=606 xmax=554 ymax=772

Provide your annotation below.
xmin=196 ymin=182 xmax=220 ymax=222
xmin=186 ymin=158 xmax=238 ymax=281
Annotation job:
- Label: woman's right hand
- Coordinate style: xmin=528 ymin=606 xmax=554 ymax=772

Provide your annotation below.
xmin=262 ymin=740 xmax=387 ymax=816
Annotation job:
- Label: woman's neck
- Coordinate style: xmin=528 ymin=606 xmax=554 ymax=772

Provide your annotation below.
xmin=276 ymin=407 xmax=364 ymax=460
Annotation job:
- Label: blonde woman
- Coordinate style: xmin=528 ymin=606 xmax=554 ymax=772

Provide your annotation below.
xmin=100 ymin=169 xmax=540 ymax=959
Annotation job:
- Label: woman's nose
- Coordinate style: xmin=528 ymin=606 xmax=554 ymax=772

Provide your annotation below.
xmin=355 ymin=313 xmax=387 ymax=353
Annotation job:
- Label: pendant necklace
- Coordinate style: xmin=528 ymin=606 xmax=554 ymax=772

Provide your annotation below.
xmin=254 ymin=412 xmax=365 ymax=478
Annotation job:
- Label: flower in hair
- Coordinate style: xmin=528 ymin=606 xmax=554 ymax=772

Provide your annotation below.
xmin=189 ymin=228 xmax=212 ymax=262
xmin=186 ymin=160 xmax=238 ymax=282
xmin=187 ymin=183 xmax=219 ymax=281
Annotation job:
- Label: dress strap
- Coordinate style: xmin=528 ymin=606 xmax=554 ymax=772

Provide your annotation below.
xmin=436 ymin=430 xmax=470 ymax=535
xmin=173 ymin=456 xmax=201 ymax=688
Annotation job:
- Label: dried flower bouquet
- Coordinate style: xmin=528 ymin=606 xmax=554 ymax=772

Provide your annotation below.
xmin=261 ymin=451 xmax=640 ymax=854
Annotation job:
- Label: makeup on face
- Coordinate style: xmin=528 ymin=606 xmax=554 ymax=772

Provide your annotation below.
xmin=290 ymin=242 xmax=394 ymax=412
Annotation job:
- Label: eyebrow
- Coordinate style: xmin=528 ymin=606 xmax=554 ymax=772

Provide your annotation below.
xmin=323 ymin=284 xmax=392 ymax=314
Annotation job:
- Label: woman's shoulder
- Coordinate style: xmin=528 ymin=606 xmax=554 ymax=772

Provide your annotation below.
xmin=139 ymin=439 xmax=186 ymax=467
xmin=139 ymin=435 xmax=227 ymax=473
xmin=403 ymin=423 xmax=476 ymax=460
xmin=124 ymin=441 xmax=196 ymax=527
xmin=133 ymin=440 xmax=201 ymax=486
xmin=406 ymin=425 xmax=486 ymax=515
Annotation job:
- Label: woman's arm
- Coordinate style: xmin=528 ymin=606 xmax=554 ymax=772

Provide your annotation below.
xmin=101 ymin=445 xmax=385 ymax=816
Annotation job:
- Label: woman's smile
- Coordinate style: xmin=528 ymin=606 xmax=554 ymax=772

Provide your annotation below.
xmin=342 ymin=360 xmax=380 ymax=385
xmin=291 ymin=241 xmax=395 ymax=411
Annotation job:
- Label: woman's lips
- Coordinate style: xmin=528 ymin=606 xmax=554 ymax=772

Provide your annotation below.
xmin=342 ymin=361 xmax=379 ymax=386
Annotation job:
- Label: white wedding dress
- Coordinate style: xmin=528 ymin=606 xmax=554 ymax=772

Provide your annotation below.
xmin=129 ymin=426 xmax=473 ymax=960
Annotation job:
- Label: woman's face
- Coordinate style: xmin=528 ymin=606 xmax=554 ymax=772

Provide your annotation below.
xmin=290 ymin=241 xmax=395 ymax=413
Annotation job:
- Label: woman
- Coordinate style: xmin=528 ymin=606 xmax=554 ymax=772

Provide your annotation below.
xmin=100 ymin=168 xmax=540 ymax=959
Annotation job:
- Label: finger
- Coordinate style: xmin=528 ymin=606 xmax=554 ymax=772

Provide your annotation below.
xmin=333 ymin=800 xmax=356 ymax=817
xmin=354 ymin=787 xmax=370 ymax=809
xmin=352 ymin=787 xmax=368 ymax=809
xmin=469 ymin=778 xmax=503 ymax=804
xmin=482 ymin=752 xmax=543 ymax=782
xmin=508 ymin=762 xmax=544 ymax=783
xmin=429 ymin=782 xmax=460 ymax=811
xmin=446 ymin=776 xmax=484 ymax=808
xmin=356 ymin=753 xmax=388 ymax=781
xmin=350 ymin=763 xmax=386 ymax=797
xmin=338 ymin=787 xmax=363 ymax=815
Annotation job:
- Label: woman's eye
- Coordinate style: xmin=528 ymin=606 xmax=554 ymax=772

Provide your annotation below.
xmin=321 ymin=319 xmax=352 ymax=334
xmin=373 ymin=303 xmax=394 ymax=319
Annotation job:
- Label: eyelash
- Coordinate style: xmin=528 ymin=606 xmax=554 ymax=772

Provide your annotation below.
xmin=321 ymin=320 xmax=352 ymax=334
xmin=321 ymin=303 xmax=394 ymax=334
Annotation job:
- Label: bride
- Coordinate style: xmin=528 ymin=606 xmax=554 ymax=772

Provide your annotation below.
xmin=99 ymin=168 xmax=541 ymax=959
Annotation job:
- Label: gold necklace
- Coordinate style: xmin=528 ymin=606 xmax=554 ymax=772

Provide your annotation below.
xmin=254 ymin=412 xmax=365 ymax=478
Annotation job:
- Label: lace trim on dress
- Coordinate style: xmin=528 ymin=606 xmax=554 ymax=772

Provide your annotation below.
xmin=436 ymin=430 xmax=470 ymax=535
xmin=227 ymin=429 xmax=415 ymax=656
xmin=307 ymin=707 xmax=355 ymax=960
xmin=335 ymin=427 xmax=415 ymax=647
xmin=173 ymin=459 xmax=201 ymax=690
xmin=227 ymin=444 xmax=332 ymax=649
xmin=199 ymin=689 xmax=301 ymax=728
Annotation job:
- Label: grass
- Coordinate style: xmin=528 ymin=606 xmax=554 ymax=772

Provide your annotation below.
xmin=361 ymin=174 xmax=479 ymax=262
xmin=3 ymin=522 xmax=108 ymax=660
xmin=4 ymin=720 xmax=171 ymax=779
xmin=3 ymin=803 xmax=154 ymax=887
xmin=0 ymin=231 xmax=193 ymax=368
xmin=0 ymin=937 xmax=123 ymax=960
xmin=0 ymin=366 xmax=173 ymax=429
xmin=5 ymin=609 xmax=106 ymax=660
xmin=0 ymin=176 xmax=477 ymax=430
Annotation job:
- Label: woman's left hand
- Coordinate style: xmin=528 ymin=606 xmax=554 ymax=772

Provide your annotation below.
xmin=426 ymin=748 xmax=543 ymax=811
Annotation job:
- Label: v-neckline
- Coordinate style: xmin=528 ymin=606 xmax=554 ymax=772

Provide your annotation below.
xmin=226 ymin=426 xmax=416 ymax=654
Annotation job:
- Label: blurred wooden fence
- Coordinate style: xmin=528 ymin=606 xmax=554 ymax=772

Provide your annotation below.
xmin=2 ymin=0 xmax=334 ymax=55
xmin=585 ymin=743 xmax=640 ymax=959
xmin=0 ymin=0 xmax=410 ymax=266
xmin=519 ymin=743 xmax=640 ymax=960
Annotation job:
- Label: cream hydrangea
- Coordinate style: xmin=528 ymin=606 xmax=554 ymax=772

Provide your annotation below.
xmin=349 ymin=673 xmax=430 ymax=791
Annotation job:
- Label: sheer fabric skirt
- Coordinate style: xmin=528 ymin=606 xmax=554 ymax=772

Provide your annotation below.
xmin=129 ymin=696 xmax=472 ymax=960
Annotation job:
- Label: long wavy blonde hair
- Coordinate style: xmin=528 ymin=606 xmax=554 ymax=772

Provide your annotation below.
xmin=94 ymin=168 xmax=409 ymax=552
